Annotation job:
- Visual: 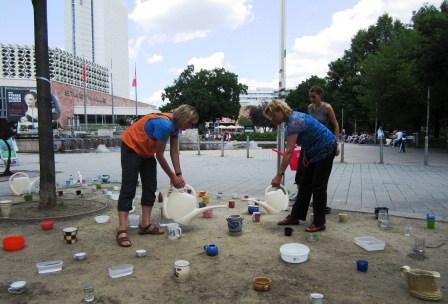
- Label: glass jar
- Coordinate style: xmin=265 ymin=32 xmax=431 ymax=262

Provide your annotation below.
xmin=83 ymin=284 xmax=94 ymax=302
xmin=378 ymin=209 xmax=388 ymax=228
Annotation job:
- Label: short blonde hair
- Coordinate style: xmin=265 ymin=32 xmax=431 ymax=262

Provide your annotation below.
xmin=264 ymin=99 xmax=292 ymax=118
xmin=173 ymin=104 xmax=199 ymax=125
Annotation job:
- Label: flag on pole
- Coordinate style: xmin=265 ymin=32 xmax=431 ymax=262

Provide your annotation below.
xmin=83 ymin=63 xmax=87 ymax=83
xmin=132 ymin=69 xmax=137 ymax=87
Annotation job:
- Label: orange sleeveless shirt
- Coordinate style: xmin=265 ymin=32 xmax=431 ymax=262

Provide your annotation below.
xmin=121 ymin=113 xmax=177 ymax=158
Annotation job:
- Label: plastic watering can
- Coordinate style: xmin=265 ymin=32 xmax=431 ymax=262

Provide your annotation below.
xmin=163 ymin=184 xmax=227 ymax=225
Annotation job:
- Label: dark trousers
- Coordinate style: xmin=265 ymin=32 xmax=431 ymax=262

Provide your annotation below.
xmin=291 ymin=145 xmax=336 ymax=225
xmin=117 ymin=142 xmax=157 ymax=212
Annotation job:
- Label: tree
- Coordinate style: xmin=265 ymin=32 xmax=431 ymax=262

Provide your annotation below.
xmin=247 ymin=102 xmax=272 ymax=132
xmin=237 ymin=116 xmax=251 ymax=127
xmin=33 ymin=0 xmax=57 ymax=208
xmin=161 ymin=65 xmax=248 ymax=125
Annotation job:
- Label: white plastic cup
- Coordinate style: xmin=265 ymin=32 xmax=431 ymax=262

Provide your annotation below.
xmin=128 ymin=214 xmax=140 ymax=228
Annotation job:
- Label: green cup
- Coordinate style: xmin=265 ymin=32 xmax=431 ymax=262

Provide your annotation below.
xmin=96 ymin=183 xmax=102 ymax=189
xmin=427 ymin=214 xmax=435 ymax=229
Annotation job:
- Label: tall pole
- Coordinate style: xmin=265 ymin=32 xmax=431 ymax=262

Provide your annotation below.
xmin=134 ymin=62 xmax=138 ymax=118
xmin=424 ymin=86 xmax=430 ymax=165
xmin=111 ymin=58 xmax=114 ymax=124
xmin=277 ymin=0 xmax=286 ymax=184
xmin=374 ymin=101 xmax=378 ymax=144
xmin=83 ymin=56 xmax=87 ymax=128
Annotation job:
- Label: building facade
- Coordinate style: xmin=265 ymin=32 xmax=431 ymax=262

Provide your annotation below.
xmin=64 ymin=0 xmax=129 ymax=99
xmin=0 ymin=44 xmax=156 ymax=128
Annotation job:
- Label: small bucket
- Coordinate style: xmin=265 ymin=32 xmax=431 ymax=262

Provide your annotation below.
xmin=226 ymin=215 xmax=244 ymax=236
xmin=63 ymin=227 xmax=78 ymax=244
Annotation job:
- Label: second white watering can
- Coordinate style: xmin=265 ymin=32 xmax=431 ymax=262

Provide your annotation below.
xmin=242 ymin=184 xmax=289 ymax=215
xmin=163 ymin=184 xmax=227 ymax=225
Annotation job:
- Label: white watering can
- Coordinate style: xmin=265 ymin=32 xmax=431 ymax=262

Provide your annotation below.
xmin=162 ymin=184 xmax=227 ymax=226
xmin=243 ymin=185 xmax=289 ymax=215
xmin=9 ymin=172 xmax=40 ymax=196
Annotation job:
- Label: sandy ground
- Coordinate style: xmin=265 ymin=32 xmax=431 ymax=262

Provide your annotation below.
xmin=0 ymin=183 xmax=447 ymax=304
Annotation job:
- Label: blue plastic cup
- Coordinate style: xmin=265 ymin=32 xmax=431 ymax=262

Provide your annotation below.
xmin=356 ymin=260 xmax=368 ymax=272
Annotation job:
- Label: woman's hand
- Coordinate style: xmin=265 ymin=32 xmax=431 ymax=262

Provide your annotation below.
xmin=171 ymin=175 xmax=186 ymax=189
xmin=271 ymin=174 xmax=282 ymax=188
xmin=335 ymin=144 xmax=340 ymax=156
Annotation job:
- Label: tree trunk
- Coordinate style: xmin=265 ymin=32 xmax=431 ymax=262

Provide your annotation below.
xmin=33 ymin=0 xmax=56 ymax=208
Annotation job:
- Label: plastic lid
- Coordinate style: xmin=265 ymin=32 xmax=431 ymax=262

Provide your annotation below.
xmin=427 ymin=214 xmax=435 ymax=219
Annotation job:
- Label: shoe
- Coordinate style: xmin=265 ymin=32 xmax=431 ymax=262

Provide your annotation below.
xmin=326 ymin=207 xmax=332 ymax=214
xmin=116 ymin=230 xmax=132 ymax=247
xmin=138 ymin=224 xmax=165 ymax=235
xmin=305 ymin=224 xmax=326 ymax=232
xmin=277 ymin=215 xmax=300 ymax=225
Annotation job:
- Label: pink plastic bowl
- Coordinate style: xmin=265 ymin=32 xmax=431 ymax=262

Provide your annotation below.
xmin=3 ymin=236 xmax=26 ymax=251
xmin=41 ymin=221 xmax=54 ymax=230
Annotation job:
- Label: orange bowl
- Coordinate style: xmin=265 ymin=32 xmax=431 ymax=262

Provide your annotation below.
xmin=3 ymin=236 xmax=25 ymax=251
xmin=41 ymin=221 xmax=54 ymax=230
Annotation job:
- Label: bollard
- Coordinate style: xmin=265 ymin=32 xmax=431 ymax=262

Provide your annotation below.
xmin=247 ymin=136 xmax=250 ymax=158
xmin=340 ymin=135 xmax=345 ymax=163
xmin=220 ymin=135 xmax=225 ymax=157
xmin=380 ymin=136 xmax=384 ymax=164
xmin=197 ymin=135 xmax=201 ymax=156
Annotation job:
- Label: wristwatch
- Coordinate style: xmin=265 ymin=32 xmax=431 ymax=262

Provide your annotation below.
xmin=278 ymin=170 xmax=285 ymax=176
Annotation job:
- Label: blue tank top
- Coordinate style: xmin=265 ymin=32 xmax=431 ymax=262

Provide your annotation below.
xmin=286 ymin=111 xmax=336 ymax=163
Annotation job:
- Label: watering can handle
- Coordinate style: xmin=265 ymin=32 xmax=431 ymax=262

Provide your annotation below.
xmin=164 ymin=184 xmax=197 ymax=197
xmin=265 ymin=184 xmax=287 ymax=195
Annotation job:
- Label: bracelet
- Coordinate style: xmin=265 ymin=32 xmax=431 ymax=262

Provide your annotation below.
xmin=175 ymin=172 xmax=182 ymax=176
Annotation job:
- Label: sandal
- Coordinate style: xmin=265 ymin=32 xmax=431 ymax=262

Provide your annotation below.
xmin=138 ymin=224 xmax=165 ymax=235
xmin=116 ymin=230 xmax=132 ymax=247
xmin=305 ymin=224 xmax=326 ymax=233
xmin=277 ymin=215 xmax=300 ymax=226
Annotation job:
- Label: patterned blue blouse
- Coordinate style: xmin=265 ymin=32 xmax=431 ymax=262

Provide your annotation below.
xmin=286 ymin=111 xmax=336 ymax=163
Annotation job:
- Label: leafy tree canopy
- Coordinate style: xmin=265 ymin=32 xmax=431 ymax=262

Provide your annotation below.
xmin=160 ymin=65 xmax=248 ymax=125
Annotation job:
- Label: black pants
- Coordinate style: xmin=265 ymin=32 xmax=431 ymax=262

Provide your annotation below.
xmin=117 ymin=142 xmax=157 ymax=212
xmin=290 ymin=145 xmax=336 ymax=225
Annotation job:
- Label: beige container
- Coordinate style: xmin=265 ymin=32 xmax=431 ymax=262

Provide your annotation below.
xmin=0 ymin=200 xmax=12 ymax=218
xmin=173 ymin=260 xmax=190 ymax=283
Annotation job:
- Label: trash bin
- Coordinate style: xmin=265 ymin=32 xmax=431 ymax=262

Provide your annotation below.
xmin=413 ymin=133 xmax=418 ymax=148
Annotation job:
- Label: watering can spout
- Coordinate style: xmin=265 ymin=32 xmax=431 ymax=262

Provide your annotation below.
xmin=244 ymin=199 xmax=281 ymax=215
xmin=175 ymin=205 xmax=228 ymax=225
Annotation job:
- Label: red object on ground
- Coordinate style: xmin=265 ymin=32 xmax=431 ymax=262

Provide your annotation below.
xmin=3 ymin=236 xmax=26 ymax=251
xmin=41 ymin=221 xmax=55 ymax=230
xmin=272 ymin=146 xmax=301 ymax=171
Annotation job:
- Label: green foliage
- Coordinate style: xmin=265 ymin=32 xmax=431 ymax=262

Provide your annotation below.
xmin=232 ymin=131 xmax=277 ymax=141
xmin=237 ymin=116 xmax=251 ymax=127
xmin=161 ymin=65 xmax=248 ymax=125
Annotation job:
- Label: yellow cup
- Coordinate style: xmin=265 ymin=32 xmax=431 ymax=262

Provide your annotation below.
xmin=202 ymin=195 xmax=209 ymax=203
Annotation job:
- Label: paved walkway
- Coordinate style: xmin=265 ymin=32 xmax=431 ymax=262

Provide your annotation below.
xmin=1 ymin=143 xmax=447 ymax=221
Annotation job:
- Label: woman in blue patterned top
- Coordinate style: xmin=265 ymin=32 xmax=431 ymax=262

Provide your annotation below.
xmin=264 ymin=100 xmax=337 ymax=232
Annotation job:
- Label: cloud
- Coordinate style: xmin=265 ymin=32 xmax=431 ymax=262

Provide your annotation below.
xmin=174 ymin=52 xmax=226 ymax=75
xmin=128 ymin=36 xmax=146 ymax=59
xmin=128 ymin=0 xmax=253 ymax=43
xmin=266 ymin=0 xmax=440 ymax=90
xmin=146 ymin=54 xmax=163 ymax=63
xmin=144 ymin=90 xmax=169 ymax=108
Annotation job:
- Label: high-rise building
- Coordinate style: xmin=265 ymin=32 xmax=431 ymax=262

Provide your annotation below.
xmin=64 ymin=0 xmax=129 ymax=99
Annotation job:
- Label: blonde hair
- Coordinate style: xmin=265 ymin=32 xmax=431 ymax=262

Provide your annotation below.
xmin=173 ymin=104 xmax=199 ymax=124
xmin=264 ymin=99 xmax=292 ymax=118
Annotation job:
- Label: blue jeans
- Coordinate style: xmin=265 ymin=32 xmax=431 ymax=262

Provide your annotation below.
xmin=117 ymin=142 xmax=157 ymax=212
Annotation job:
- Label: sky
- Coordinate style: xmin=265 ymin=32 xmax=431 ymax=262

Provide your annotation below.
xmin=0 ymin=0 xmax=443 ymax=107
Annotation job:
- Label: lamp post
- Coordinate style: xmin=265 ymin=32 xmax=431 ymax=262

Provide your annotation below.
xmin=424 ymin=86 xmax=431 ymax=166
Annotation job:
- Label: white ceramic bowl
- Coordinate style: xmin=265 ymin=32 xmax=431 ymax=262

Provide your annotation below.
xmin=280 ymin=243 xmax=310 ymax=263
xmin=95 ymin=215 xmax=110 ymax=223
xmin=73 ymin=252 xmax=87 ymax=261
xmin=136 ymin=249 xmax=146 ymax=257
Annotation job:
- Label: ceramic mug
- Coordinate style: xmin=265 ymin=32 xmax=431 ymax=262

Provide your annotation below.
xmin=173 ymin=260 xmax=190 ymax=283
xmin=8 ymin=281 xmax=26 ymax=294
xmin=252 ymin=211 xmax=261 ymax=222
xmin=101 ymin=175 xmax=110 ymax=182
xmin=204 ymin=244 xmax=219 ymax=256
xmin=167 ymin=223 xmax=182 ymax=240
xmin=228 ymin=200 xmax=235 ymax=208
xmin=310 ymin=293 xmax=324 ymax=304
